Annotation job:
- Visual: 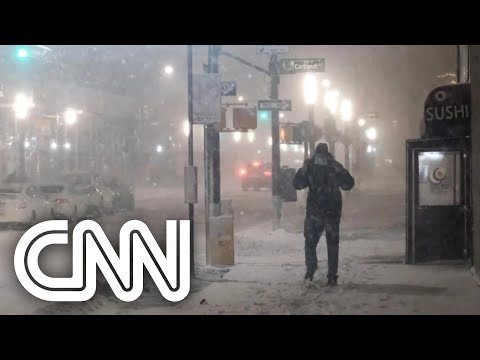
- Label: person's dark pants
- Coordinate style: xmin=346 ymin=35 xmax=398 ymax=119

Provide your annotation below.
xmin=304 ymin=215 xmax=340 ymax=278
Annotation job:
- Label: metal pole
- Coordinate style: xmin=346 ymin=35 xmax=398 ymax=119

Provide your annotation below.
xmin=270 ymin=55 xmax=282 ymax=230
xmin=207 ymin=45 xmax=221 ymax=217
xmin=187 ymin=45 xmax=195 ymax=278
xmin=204 ymin=45 xmax=221 ymax=265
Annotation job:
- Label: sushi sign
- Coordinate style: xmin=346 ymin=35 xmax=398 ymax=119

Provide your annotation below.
xmin=424 ymin=83 xmax=471 ymax=138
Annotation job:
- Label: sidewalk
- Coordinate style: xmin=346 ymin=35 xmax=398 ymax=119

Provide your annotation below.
xmin=79 ymin=221 xmax=480 ymax=315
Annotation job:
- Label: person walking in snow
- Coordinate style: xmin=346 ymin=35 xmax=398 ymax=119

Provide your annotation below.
xmin=293 ymin=143 xmax=355 ymax=286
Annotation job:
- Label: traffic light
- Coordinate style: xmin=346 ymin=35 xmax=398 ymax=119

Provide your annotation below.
xmin=258 ymin=111 xmax=270 ymax=121
xmin=280 ymin=123 xmax=305 ymax=144
xmin=233 ymin=107 xmax=257 ymax=130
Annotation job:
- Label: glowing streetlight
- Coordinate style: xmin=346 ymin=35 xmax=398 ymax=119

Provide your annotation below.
xmin=64 ymin=108 xmax=82 ymax=125
xmin=233 ymin=132 xmax=242 ymax=142
xmin=324 ymin=89 xmax=340 ymax=115
xmin=13 ymin=93 xmax=34 ymax=120
xmin=365 ymin=127 xmax=377 ymax=140
xmin=279 ymin=113 xmax=285 ymax=119
xmin=183 ymin=120 xmax=190 ymax=136
xmin=24 ymin=140 xmax=30 ymax=149
xmin=164 ymin=65 xmax=174 ymax=75
xmin=64 ymin=142 xmax=71 ymax=150
xmin=50 ymin=141 xmax=58 ymax=150
xmin=340 ymin=99 xmax=353 ymax=122
xmin=358 ymin=118 xmax=366 ymax=127
xmin=247 ymin=132 xmax=254 ymax=143
xmin=238 ymin=96 xmax=244 ymax=102
xmin=367 ymin=145 xmax=373 ymax=153
xmin=156 ymin=145 xmax=163 ymax=153
xmin=303 ymin=74 xmax=318 ymax=105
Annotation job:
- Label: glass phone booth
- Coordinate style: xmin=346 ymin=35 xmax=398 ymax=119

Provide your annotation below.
xmin=406 ymin=138 xmax=471 ymax=264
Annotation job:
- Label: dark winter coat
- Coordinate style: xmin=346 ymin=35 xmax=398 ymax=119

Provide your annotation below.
xmin=293 ymin=149 xmax=355 ymax=223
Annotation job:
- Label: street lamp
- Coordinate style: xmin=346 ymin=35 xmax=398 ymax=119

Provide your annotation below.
xmin=156 ymin=145 xmax=163 ymax=153
xmin=324 ymin=89 xmax=340 ymax=115
xmin=64 ymin=142 xmax=71 ymax=150
xmin=51 ymin=141 xmax=58 ymax=150
xmin=13 ymin=93 xmax=34 ymax=120
xmin=238 ymin=96 xmax=244 ymax=102
xmin=358 ymin=118 xmax=366 ymax=127
xmin=64 ymin=108 xmax=82 ymax=126
xmin=164 ymin=65 xmax=174 ymax=75
xmin=365 ymin=127 xmax=377 ymax=140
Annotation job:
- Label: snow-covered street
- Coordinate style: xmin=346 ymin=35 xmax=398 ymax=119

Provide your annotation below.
xmin=2 ymin=186 xmax=475 ymax=315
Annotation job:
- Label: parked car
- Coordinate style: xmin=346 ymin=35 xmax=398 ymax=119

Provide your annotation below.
xmin=40 ymin=184 xmax=101 ymax=220
xmin=58 ymin=172 xmax=115 ymax=215
xmin=0 ymin=182 xmax=54 ymax=228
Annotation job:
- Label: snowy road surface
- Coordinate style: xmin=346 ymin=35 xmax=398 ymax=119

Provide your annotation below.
xmin=1 ymin=186 xmax=479 ymax=314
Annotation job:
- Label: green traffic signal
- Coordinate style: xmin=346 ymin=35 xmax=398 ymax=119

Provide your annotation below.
xmin=16 ymin=47 xmax=29 ymax=60
xmin=259 ymin=111 xmax=269 ymax=121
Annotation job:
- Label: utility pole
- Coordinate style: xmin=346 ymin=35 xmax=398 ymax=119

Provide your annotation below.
xmin=269 ymin=55 xmax=282 ymax=230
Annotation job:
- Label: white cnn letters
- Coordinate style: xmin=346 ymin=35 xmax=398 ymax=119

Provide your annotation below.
xmin=14 ymin=220 xmax=190 ymax=302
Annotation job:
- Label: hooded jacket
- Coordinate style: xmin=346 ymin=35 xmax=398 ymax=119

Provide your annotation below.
xmin=293 ymin=143 xmax=355 ymax=222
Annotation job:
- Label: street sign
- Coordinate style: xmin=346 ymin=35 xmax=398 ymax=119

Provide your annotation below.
xmin=192 ymin=74 xmax=221 ymax=124
xmin=256 ymin=45 xmax=290 ymax=54
xmin=258 ymin=100 xmax=292 ymax=111
xmin=279 ymin=58 xmax=325 ymax=74
xmin=221 ymin=81 xmax=237 ymax=96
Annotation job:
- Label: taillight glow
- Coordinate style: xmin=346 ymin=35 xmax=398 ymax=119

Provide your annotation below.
xmin=264 ymin=171 xmax=272 ymax=177
xmin=252 ymin=161 xmax=260 ymax=167
xmin=239 ymin=169 xmax=247 ymax=176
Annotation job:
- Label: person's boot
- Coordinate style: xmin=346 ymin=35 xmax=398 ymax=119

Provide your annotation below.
xmin=326 ymin=275 xmax=338 ymax=287
xmin=304 ymin=271 xmax=314 ymax=287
